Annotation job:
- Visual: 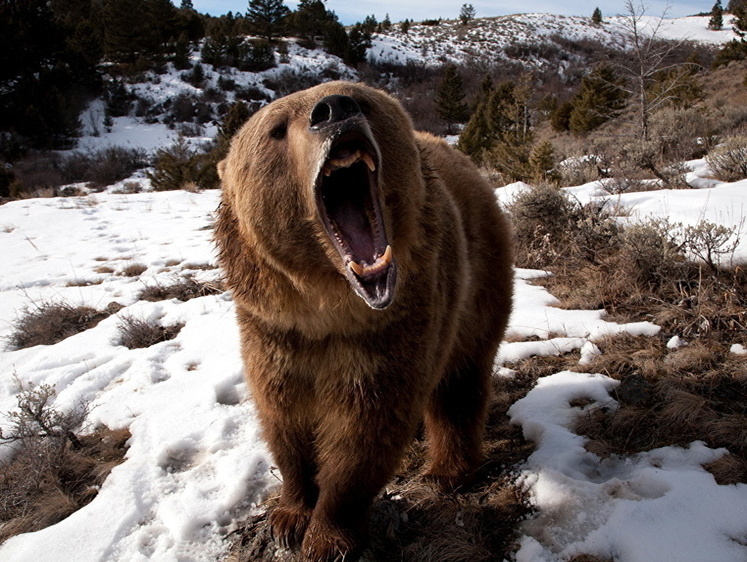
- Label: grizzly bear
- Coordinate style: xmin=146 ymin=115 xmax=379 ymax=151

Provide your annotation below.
xmin=215 ymin=81 xmax=513 ymax=562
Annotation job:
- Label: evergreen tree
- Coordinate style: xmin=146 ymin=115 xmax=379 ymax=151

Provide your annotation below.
xmin=345 ymin=23 xmax=372 ymax=65
xmin=246 ymin=0 xmax=289 ymax=42
xmin=180 ymin=0 xmax=193 ymax=8
xmin=458 ymin=75 xmax=535 ymax=181
xmin=708 ymin=0 xmax=723 ymax=30
xmin=550 ymin=101 xmax=574 ymax=132
xmin=569 ymin=64 xmax=627 ymax=134
xmin=289 ymin=0 xmax=336 ymax=47
xmin=457 ymin=102 xmax=491 ymax=161
xmin=592 ymin=7 xmax=603 ymax=24
xmin=173 ymin=33 xmax=192 ymax=69
xmin=435 ymin=64 xmax=469 ymax=133
xmin=323 ymin=21 xmax=350 ymax=60
xmin=102 ymin=0 xmax=147 ymax=64
xmin=459 ymin=4 xmax=476 ymax=25
xmin=381 ymin=14 xmax=392 ymax=31
xmin=529 ymin=141 xmax=560 ymax=185
xmin=401 ymin=19 xmax=411 ymax=34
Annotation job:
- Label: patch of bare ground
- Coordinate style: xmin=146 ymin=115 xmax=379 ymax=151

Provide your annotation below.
xmin=570 ymin=333 xmax=747 ymax=484
xmin=226 ymin=374 xmax=537 ymax=562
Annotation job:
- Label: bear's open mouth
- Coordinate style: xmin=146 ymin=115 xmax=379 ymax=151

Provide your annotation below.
xmin=315 ymin=129 xmax=396 ymax=309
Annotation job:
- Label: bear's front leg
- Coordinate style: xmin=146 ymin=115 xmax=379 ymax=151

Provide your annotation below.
xmin=300 ymin=383 xmax=420 ymax=562
xmin=250 ymin=374 xmax=319 ymax=549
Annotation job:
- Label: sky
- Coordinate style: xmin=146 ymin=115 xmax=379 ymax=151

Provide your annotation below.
xmin=190 ymin=0 xmax=712 ymax=25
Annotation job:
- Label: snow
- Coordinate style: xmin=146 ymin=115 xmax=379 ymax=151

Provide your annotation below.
xmin=1 ymin=14 xmax=747 ymax=562
xmin=2 ymin=171 xmax=746 ymax=561
xmin=368 ymin=15 xmax=740 ymax=67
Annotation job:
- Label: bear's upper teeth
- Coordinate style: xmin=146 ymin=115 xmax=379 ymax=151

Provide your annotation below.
xmin=348 ymin=245 xmax=392 ymax=277
xmin=323 ymin=150 xmax=377 ymax=177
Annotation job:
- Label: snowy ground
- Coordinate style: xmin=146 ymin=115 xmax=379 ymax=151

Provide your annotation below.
xmin=0 ymin=157 xmax=746 ymax=560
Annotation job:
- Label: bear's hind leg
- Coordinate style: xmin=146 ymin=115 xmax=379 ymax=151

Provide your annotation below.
xmin=423 ymin=355 xmax=492 ymax=491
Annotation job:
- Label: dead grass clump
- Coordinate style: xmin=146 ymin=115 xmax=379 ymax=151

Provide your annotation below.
xmin=117 ymin=315 xmax=184 ymax=349
xmin=7 ymin=301 xmax=111 ymax=350
xmin=0 ymin=382 xmax=130 ymax=543
xmin=227 ymin=374 xmax=536 ymax=561
xmin=138 ymin=276 xmax=224 ymax=302
xmin=119 ymin=262 xmax=148 ymax=277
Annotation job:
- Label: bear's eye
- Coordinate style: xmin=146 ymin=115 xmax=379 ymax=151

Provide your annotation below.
xmin=270 ymin=122 xmax=287 ymax=140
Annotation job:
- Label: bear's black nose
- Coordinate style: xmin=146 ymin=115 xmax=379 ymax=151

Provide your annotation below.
xmin=310 ymin=95 xmax=361 ymax=129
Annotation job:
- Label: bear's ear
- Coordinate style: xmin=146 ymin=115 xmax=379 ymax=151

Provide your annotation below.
xmin=217 ymin=159 xmax=227 ymax=181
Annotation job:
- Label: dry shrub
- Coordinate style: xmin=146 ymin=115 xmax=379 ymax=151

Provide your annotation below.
xmin=7 ymin=301 xmax=111 ymax=350
xmin=138 ymin=276 xmax=223 ymax=302
xmin=0 ymin=382 xmax=129 ymax=543
xmin=705 ymin=136 xmax=747 ymax=182
xmin=227 ymin=375 xmax=536 ymax=561
xmin=116 ymin=314 xmax=184 ymax=349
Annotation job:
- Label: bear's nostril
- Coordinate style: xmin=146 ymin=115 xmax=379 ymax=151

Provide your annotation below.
xmin=310 ymin=95 xmax=361 ymax=129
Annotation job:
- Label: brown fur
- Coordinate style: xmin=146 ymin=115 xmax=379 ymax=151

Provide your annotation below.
xmin=215 ymin=81 xmax=513 ymax=561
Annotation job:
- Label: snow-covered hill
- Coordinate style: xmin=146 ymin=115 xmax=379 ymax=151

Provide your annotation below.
xmin=369 ymin=14 xmax=740 ymax=67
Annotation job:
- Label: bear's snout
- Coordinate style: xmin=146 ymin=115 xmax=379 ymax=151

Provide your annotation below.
xmin=310 ymin=95 xmax=362 ymax=130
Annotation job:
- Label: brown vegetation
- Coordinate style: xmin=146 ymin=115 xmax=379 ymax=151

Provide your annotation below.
xmin=7 ymin=301 xmax=111 ymax=350
xmin=0 ymin=383 xmax=129 ymax=544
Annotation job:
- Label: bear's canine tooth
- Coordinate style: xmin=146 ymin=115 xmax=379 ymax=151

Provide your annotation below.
xmin=360 ymin=152 xmax=376 ymax=172
xmin=348 ymin=261 xmax=365 ymax=276
xmin=382 ymin=245 xmax=392 ymax=265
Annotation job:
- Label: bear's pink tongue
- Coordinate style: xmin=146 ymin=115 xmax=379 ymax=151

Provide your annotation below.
xmin=330 ymin=197 xmax=375 ymax=262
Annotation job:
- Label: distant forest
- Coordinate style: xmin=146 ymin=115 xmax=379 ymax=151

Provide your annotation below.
xmin=0 ymin=0 xmax=379 ymax=157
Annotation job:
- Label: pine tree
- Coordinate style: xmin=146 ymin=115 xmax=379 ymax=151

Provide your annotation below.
xmin=459 ymin=4 xmax=476 ymax=25
xmin=289 ymin=0 xmax=333 ymax=46
xmin=457 ymin=101 xmax=491 ymax=163
xmin=246 ymin=0 xmax=289 ymax=42
xmin=401 ymin=19 xmax=410 ymax=34
xmin=345 ymin=23 xmax=372 ymax=65
xmin=708 ymin=0 xmax=723 ymax=30
xmin=568 ymin=64 xmax=627 ymax=134
xmin=592 ymin=7 xmax=603 ymax=24
xmin=435 ymin=64 xmax=469 ymax=133
xmin=173 ymin=33 xmax=192 ymax=69
xmin=529 ymin=141 xmax=560 ymax=185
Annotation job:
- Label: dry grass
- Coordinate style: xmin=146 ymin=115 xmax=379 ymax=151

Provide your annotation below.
xmin=0 ymin=382 xmax=130 ymax=544
xmin=0 ymin=426 xmax=130 ymax=543
xmin=567 ymin=333 xmax=747 ymax=482
xmin=138 ymin=276 xmax=224 ymax=302
xmin=116 ymin=314 xmax=184 ymax=349
xmin=7 ymin=301 xmax=111 ymax=350
xmin=119 ymin=262 xmax=148 ymax=277
xmin=227 ymin=374 xmax=537 ymax=561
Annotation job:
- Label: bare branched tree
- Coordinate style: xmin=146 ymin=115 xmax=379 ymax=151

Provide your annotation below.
xmin=612 ymin=0 xmax=700 ymax=140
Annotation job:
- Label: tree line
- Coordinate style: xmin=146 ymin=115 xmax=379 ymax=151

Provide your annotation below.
xmin=0 ymin=0 xmax=377 ymax=159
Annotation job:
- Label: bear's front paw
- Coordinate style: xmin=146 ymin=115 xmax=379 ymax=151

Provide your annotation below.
xmin=301 ymin=519 xmax=358 ymax=562
xmin=269 ymin=505 xmax=312 ymax=550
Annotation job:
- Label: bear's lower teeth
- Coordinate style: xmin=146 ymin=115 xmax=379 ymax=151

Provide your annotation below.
xmin=348 ymin=245 xmax=392 ymax=277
